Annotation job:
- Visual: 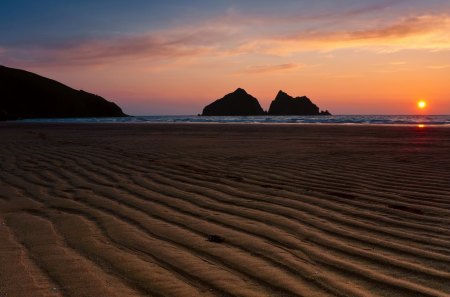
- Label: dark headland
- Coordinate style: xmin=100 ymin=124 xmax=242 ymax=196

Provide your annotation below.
xmin=202 ymin=88 xmax=330 ymax=116
xmin=0 ymin=65 xmax=127 ymax=121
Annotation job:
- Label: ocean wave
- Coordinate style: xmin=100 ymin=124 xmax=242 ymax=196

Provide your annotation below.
xmin=18 ymin=115 xmax=450 ymax=125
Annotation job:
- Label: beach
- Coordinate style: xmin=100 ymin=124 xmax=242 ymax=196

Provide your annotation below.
xmin=1 ymin=123 xmax=450 ymax=297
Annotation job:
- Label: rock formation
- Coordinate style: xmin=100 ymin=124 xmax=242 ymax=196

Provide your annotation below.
xmin=0 ymin=65 xmax=127 ymax=120
xmin=202 ymin=88 xmax=265 ymax=116
xmin=268 ymin=90 xmax=330 ymax=115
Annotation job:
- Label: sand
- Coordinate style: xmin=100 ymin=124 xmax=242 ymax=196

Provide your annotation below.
xmin=0 ymin=123 xmax=450 ymax=297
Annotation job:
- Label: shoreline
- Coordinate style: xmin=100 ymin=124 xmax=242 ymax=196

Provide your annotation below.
xmin=3 ymin=121 xmax=450 ymax=128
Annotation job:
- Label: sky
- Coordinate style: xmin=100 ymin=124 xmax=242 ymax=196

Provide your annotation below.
xmin=1 ymin=0 xmax=450 ymax=115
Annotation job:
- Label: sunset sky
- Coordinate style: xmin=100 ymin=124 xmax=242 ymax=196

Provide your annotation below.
xmin=1 ymin=0 xmax=449 ymax=115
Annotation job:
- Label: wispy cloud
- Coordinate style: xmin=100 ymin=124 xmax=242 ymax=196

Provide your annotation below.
xmin=341 ymin=0 xmax=406 ymax=17
xmin=390 ymin=61 xmax=407 ymax=65
xmin=0 ymin=25 xmax=236 ymax=67
xmin=2 ymin=9 xmax=450 ymax=68
xmin=427 ymin=64 xmax=450 ymax=69
xmin=212 ymin=0 xmax=404 ymax=29
xmin=343 ymin=15 xmax=448 ymax=40
xmin=258 ymin=14 xmax=450 ymax=54
xmin=334 ymin=74 xmax=362 ymax=78
xmin=240 ymin=63 xmax=299 ymax=74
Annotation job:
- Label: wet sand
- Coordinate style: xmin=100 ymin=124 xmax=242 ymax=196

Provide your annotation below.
xmin=1 ymin=123 xmax=450 ymax=297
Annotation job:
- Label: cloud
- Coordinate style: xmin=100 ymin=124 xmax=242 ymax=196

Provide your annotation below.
xmin=0 ymin=25 xmax=236 ymax=67
xmin=390 ymin=61 xmax=407 ymax=65
xmin=2 ymin=9 xmax=450 ymax=68
xmin=250 ymin=14 xmax=450 ymax=55
xmin=343 ymin=15 xmax=448 ymax=40
xmin=334 ymin=74 xmax=362 ymax=79
xmin=427 ymin=64 xmax=450 ymax=69
xmin=241 ymin=63 xmax=298 ymax=74
xmin=292 ymin=0 xmax=406 ymax=22
xmin=342 ymin=0 xmax=406 ymax=17
xmin=212 ymin=0 xmax=404 ymax=27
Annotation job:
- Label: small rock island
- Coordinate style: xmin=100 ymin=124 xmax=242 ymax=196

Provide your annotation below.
xmin=201 ymin=88 xmax=265 ymax=116
xmin=268 ymin=90 xmax=331 ymax=115
xmin=201 ymin=88 xmax=330 ymax=116
xmin=0 ymin=65 xmax=127 ymax=121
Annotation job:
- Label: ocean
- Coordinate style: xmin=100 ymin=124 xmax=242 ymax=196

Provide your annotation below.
xmin=17 ymin=115 xmax=450 ymax=126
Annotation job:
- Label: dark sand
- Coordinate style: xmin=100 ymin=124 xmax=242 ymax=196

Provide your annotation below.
xmin=1 ymin=123 xmax=450 ymax=297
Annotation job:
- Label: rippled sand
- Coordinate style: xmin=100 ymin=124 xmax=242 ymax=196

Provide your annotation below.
xmin=1 ymin=123 xmax=450 ymax=297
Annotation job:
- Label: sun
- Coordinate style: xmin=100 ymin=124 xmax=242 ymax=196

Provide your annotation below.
xmin=417 ymin=100 xmax=427 ymax=109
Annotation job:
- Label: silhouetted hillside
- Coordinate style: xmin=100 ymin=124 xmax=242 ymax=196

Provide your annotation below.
xmin=0 ymin=65 xmax=127 ymax=120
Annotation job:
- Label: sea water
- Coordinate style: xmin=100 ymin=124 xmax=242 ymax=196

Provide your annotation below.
xmin=17 ymin=115 xmax=450 ymax=126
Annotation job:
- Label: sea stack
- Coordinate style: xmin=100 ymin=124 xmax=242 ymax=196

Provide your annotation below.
xmin=202 ymin=88 xmax=265 ymax=116
xmin=268 ymin=90 xmax=330 ymax=115
xmin=0 ymin=65 xmax=127 ymax=120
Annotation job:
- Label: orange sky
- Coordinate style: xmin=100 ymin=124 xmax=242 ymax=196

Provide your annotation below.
xmin=1 ymin=1 xmax=449 ymax=114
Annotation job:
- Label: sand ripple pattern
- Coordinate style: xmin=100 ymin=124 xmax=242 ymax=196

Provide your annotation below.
xmin=1 ymin=123 xmax=450 ymax=297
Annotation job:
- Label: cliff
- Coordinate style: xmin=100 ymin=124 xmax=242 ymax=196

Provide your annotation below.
xmin=0 ymin=65 xmax=127 ymax=120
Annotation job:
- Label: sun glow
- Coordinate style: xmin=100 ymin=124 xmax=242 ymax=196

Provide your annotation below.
xmin=418 ymin=100 xmax=427 ymax=109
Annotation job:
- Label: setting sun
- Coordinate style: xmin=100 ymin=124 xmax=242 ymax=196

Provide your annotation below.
xmin=418 ymin=100 xmax=427 ymax=109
